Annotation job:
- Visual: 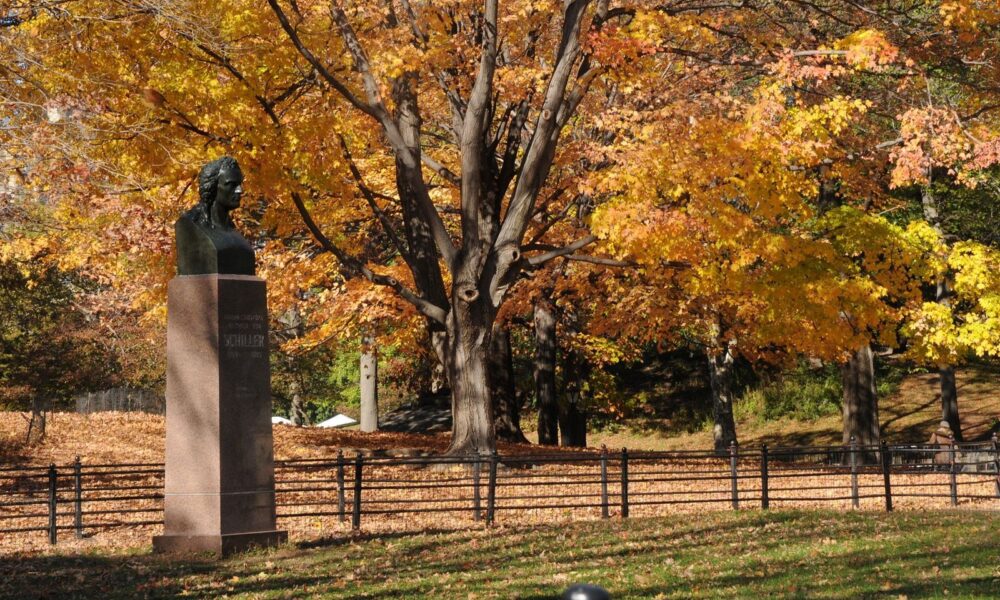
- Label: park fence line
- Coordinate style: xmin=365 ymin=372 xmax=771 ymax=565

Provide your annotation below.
xmin=1 ymin=439 xmax=998 ymax=551
xmin=75 ymin=388 xmax=165 ymax=416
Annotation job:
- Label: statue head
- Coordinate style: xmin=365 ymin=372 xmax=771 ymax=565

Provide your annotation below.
xmin=186 ymin=156 xmax=244 ymax=228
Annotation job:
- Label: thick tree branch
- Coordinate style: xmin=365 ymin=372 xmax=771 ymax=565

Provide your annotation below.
xmin=421 ymin=154 xmax=460 ymax=186
xmin=458 ymin=0 xmax=499 ymax=263
xmin=563 ymin=254 xmax=633 ymax=267
xmin=270 ymin=0 xmax=455 ymax=267
xmin=495 ymin=0 xmax=591 ymax=251
xmin=486 ymin=0 xmax=591 ymax=305
xmin=391 ymin=78 xmax=459 ymax=268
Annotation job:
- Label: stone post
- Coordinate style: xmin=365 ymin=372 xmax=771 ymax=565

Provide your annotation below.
xmin=153 ymin=274 xmax=286 ymax=555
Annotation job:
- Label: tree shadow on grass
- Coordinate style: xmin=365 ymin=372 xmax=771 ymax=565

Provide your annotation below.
xmin=2 ymin=511 xmax=997 ymax=599
xmin=0 ymin=553 xmax=205 ymax=600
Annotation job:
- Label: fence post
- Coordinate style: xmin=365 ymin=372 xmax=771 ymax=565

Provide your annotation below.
xmin=47 ymin=464 xmax=57 ymax=545
xmin=73 ymin=457 xmax=83 ymax=538
xmin=991 ymin=433 xmax=999 ymax=499
xmin=729 ymin=442 xmax=739 ymax=510
xmin=880 ymin=440 xmax=893 ymax=512
xmin=336 ymin=450 xmax=346 ymax=523
xmin=850 ymin=436 xmax=859 ymax=509
xmin=352 ymin=453 xmax=363 ymax=531
xmin=760 ymin=445 xmax=769 ymax=510
xmin=472 ymin=456 xmax=482 ymax=522
xmin=599 ymin=446 xmax=609 ymax=519
xmin=949 ymin=439 xmax=959 ymax=507
xmin=486 ymin=451 xmax=498 ymax=526
xmin=620 ymin=448 xmax=629 ymax=519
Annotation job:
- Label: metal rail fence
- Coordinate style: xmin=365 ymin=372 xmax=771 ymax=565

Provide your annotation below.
xmin=2 ymin=438 xmax=998 ymax=548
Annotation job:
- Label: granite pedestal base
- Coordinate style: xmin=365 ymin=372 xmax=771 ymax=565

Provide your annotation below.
xmin=153 ymin=531 xmax=287 ymax=556
xmin=153 ymin=275 xmax=286 ymax=556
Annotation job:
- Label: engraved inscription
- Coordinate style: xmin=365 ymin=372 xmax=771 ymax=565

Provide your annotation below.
xmin=221 ymin=313 xmax=267 ymax=360
xmin=223 ymin=333 xmax=266 ymax=348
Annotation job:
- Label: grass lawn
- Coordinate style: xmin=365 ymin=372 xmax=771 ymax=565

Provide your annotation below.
xmin=2 ymin=510 xmax=997 ymax=599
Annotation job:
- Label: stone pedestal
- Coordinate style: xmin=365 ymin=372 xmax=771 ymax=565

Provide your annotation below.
xmin=153 ymin=274 xmax=286 ymax=556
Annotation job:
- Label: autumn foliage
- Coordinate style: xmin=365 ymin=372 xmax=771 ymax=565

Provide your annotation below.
xmin=2 ymin=1 xmax=1000 ymax=450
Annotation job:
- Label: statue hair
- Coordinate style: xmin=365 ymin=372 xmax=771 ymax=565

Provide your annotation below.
xmin=184 ymin=156 xmax=241 ymax=228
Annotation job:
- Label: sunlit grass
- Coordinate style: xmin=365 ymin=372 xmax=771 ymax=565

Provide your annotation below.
xmin=2 ymin=510 xmax=997 ymax=599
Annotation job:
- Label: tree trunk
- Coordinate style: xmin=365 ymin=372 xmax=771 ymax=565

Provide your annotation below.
xmin=922 ymin=180 xmax=962 ymax=441
xmin=934 ymin=272 xmax=961 ymax=442
xmin=559 ymin=401 xmax=587 ymax=447
xmin=444 ymin=299 xmax=496 ymax=455
xmin=290 ymin=390 xmax=309 ymax=426
xmin=841 ymin=345 xmax=880 ymax=462
xmin=939 ymin=365 xmax=962 ymax=441
xmin=707 ymin=345 xmax=738 ymax=453
xmin=25 ymin=398 xmax=47 ymax=444
xmin=490 ymin=324 xmax=528 ymax=443
xmin=360 ymin=335 xmax=378 ymax=433
xmin=559 ymin=348 xmax=589 ymax=448
xmin=534 ymin=298 xmax=559 ymax=446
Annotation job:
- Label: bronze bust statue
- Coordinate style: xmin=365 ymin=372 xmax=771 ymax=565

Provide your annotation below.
xmin=175 ymin=156 xmax=255 ymax=275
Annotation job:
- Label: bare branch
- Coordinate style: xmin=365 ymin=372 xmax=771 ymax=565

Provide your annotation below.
xmin=338 ymin=135 xmax=414 ymax=267
xmin=526 ymin=234 xmax=597 ymax=266
xmin=562 ymin=254 xmax=633 ymax=267
xmin=266 ymin=0 xmax=379 ymax=119
xmin=290 ymin=191 xmax=447 ymax=324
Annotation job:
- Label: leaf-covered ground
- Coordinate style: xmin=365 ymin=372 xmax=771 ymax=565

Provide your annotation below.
xmin=3 ymin=365 xmax=998 ymax=467
xmin=0 ymin=412 xmax=554 ymax=467
xmin=1 ymin=510 xmax=997 ymax=599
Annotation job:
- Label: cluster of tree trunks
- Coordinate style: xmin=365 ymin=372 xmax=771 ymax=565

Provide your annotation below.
xmin=490 ymin=325 xmax=528 ymax=443
xmin=532 ymin=298 xmax=588 ymax=447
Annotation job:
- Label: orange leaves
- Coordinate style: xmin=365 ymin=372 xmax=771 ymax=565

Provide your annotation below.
xmin=890 ymin=108 xmax=973 ymax=187
xmin=889 ymin=107 xmax=1000 ymax=189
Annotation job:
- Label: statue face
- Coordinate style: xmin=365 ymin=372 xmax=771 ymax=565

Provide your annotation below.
xmin=215 ymin=164 xmax=244 ymax=210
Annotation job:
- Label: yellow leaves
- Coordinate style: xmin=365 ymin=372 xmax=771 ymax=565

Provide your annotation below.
xmin=948 ymin=241 xmax=1000 ymax=300
xmin=835 ymin=29 xmax=899 ymax=71
xmin=784 ymin=96 xmax=869 ymax=139
xmin=962 ymin=295 xmax=1000 ymax=357
xmin=0 ymin=236 xmax=48 ymax=263
xmin=899 ymin=241 xmax=1000 ymax=364
xmin=940 ymin=0 xmax=1000 ymax=31
xmin=902 ymin=302 xmax=964 ymax=365
xmin=566 ymin=333 xmax=634 ymax=366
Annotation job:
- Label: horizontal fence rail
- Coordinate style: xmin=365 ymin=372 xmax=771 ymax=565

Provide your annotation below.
xmin=2 ymin=439 xmax=998 ymax=551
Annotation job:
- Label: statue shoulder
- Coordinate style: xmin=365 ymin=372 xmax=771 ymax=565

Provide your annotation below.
xmin=175 ymin=213 xmax=216 ymax=275
xmin=176 ymin=212 xmax=209 ymax=239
